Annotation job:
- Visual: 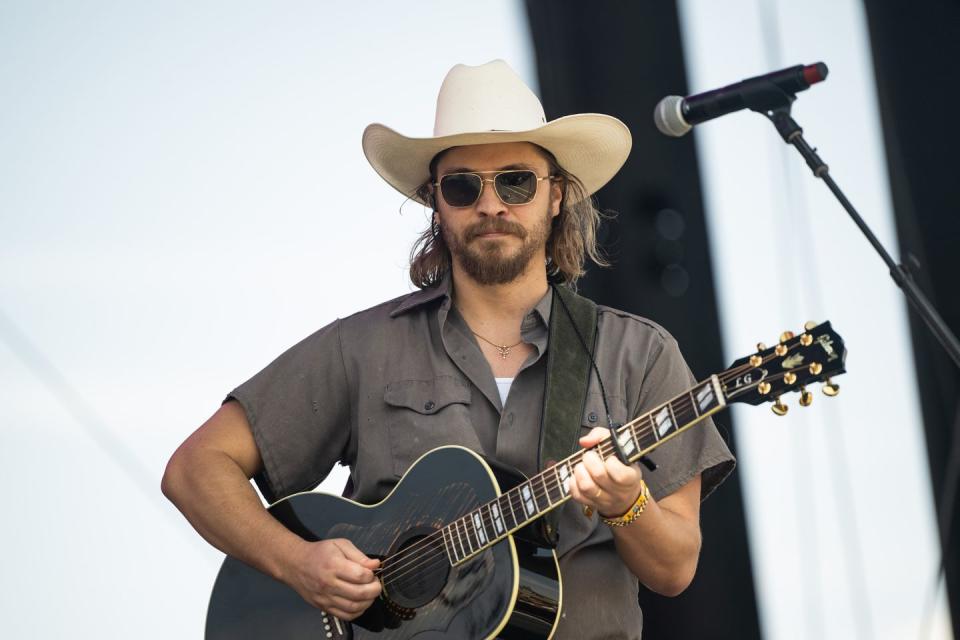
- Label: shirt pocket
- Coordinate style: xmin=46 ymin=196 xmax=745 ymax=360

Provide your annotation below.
xmin=384 ymin=376 xmax=480 ymax=478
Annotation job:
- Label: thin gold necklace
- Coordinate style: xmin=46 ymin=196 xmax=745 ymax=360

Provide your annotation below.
xmin=471 ymin=331 xmax=523 ymax=360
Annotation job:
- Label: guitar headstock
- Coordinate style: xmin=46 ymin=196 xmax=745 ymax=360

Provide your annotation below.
xmin=720 ymin=321 xmax=846 ymax=415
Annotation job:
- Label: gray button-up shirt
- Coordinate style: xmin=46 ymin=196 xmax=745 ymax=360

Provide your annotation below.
xmin=229 ymin=276 xmax=734 ymax=639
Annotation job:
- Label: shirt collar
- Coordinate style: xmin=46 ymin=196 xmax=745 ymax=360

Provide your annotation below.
xmin=389 ymin=274 xmax=452 ymax=318
xmin=389 ymin=271 xmax=554 ymax=332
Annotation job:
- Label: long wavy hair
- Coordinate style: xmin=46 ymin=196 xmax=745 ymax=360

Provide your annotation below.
xmin=408 ymin=145 xmax=611 ymax=289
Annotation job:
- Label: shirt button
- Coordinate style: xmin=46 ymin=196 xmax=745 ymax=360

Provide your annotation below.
xmin=424 ymin=401 xmax=435 ymax=411
xmin=588 ymin=412 xmax=598 ymax=423
xmin=507 ymin=412 xmax=515 ymax=425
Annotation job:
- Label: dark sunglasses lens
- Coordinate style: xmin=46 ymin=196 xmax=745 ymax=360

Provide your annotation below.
xmin=440 ymin=174 xmax=482 ymax=207
xmin=495 ymin=171 xmax=538 ymax=204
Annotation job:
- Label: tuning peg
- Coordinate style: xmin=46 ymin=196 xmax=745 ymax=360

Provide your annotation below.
xmin=758 ymin=381 xmax=772 ymax=395
xmin=804 ymin=320 xmax=818 ymax=331
xmin=775 ymin=344 xmax=788 ymax=356
xmin=809 ymin=362 xmax=822 ymax=376
xmin=756 ymin=342 xmax=767 ymax=352
xmin=784 ymin=372 xmax=797 ymax=385
xmin=799 ymin=387 xmax=813 ymax=406
xmin=749 ymin=354 xmax=763 ymax=367
xmin=822 ymin=378 xmax=840 ymax=397
xmin=771 ymin=398 xmax=789 ymax=416
xmin=800 ymin=333 xmax=813 ymax=346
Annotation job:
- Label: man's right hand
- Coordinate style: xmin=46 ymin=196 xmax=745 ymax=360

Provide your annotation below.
xmin=285 ymin=538 xmax=382 ymax=620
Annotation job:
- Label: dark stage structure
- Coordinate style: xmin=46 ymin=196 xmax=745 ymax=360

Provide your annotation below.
xmin=526 ymin=2 xmax=761 ymax=638
xmin=527 ymin=0 xmax=960 ymax=638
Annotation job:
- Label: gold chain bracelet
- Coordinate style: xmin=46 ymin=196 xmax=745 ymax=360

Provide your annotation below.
xmin=601 ymin=480 xmax=650 ymax=527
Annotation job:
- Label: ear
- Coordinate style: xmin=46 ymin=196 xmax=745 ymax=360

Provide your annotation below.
xmin=549 ymin=179 xmax=563 ymax=218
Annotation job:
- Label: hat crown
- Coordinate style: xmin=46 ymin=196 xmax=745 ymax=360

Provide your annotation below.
xmin=433 ymin=59 xmax=547 ymax=136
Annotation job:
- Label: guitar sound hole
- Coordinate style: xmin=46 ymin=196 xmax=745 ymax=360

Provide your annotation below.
xmin=382 ymin=528 xmax=451 ymax=610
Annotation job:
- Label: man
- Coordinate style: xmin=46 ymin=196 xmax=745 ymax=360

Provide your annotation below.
xmin=163 ymin=60 xmax=734 ymax=638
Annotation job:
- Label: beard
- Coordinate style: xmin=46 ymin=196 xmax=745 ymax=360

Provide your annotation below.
xmin=442 ymin=211 xmax=553 ymax=286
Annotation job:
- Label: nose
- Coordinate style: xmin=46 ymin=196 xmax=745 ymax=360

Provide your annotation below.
xmin=474 ymin=177 xmax=508 ymax=217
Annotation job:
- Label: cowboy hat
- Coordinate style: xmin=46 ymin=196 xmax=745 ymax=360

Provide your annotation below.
xmin=362 ymin=59 xmax=632 ymax=205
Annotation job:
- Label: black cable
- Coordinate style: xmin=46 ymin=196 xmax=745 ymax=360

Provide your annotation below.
xmin=552 ymin=286 xmax=655 ymax=470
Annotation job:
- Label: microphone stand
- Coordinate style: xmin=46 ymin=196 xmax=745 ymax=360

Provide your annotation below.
xmin=761 ymin=101 xmax=960 ymax=372
xmin=746 ymin=84 xmax=960 ymax=603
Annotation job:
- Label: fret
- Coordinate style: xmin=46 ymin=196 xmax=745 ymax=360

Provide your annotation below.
xmin=461 ymin=517 xmax=475 ymax=554
xmin=556 ymin=462 xmax=572 ymax=497
xmin=453 ymin=520 xmax=466 ymax=559
xmin=480 ymin=505 xmax=497 ymax=542
xmin=654 ymin=405 xmax=673 ymax=439
xmin=616 ymin=426 xmax=638 ymax=458
xmin=629 ymin=422 xmax=642 ymax=455
xmin=520 ymin=483 xmax=537 ymax=518
xmin=648 ymin=413 xmax=660 ymax=442
xmin=534 ymin=475 xmax=551 ymax=510
xmin=667 ymin=401 xmax=678 ymax=432
xmin=502 ymin=492 xmax=519 ymax=530
xmin=441 ymin=525 xmax=458 ymax=563
xmin=472 ymin=511 xmax=488 ymax=546
xmin=490 ymin=500 xmax=506 ymax=536
xmin=689 ymin=390 xmax=700 ymax=417
xmin=696 ymin=381 xmax=718 ymax=412
xmin=546 ymin=468 xmax=565 ymax=504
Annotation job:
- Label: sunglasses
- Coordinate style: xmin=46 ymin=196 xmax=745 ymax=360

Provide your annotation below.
xmin=433 ymin=170 xmax=555 ymax=208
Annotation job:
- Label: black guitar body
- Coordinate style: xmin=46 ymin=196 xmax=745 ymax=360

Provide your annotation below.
xmin=206 ymin=446 xmax=561 ymax=639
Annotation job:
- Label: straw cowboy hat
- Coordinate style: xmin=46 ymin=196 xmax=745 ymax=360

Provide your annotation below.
xmin=362 ymin=59 xmax=632 ymax=205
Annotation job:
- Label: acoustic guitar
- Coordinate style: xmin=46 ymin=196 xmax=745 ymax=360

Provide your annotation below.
xmin=206 ymin=322 xmax=846 ymax=639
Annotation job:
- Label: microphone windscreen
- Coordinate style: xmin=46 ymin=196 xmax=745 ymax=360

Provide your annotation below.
xmin=653 ymin=96 xmax=691 ymax=137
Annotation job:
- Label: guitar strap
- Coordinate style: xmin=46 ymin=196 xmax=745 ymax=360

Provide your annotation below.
xmin=537 ymin=284 xmax=598 ymax=546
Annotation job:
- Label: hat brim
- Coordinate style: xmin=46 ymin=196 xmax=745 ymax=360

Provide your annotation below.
xmin=362 ymin=113 xmax=632 ymax=205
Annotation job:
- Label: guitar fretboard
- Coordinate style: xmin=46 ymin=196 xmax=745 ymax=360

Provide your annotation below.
xmin=440 ymin=375 xmax=725 ymax=565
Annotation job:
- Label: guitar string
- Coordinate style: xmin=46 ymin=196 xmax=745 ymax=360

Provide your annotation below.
xmin=375 ymin=353 xmax=815 ymax=586
xmin=378 ymin=396 xmax=720 ymax=588
xmin=376 ymin=363 xmax=805 ymax=588
xmin=375 ymin=349 xmax=820 ymax=585
xmin=373 ymin=385 xmax=724 ymax=584
xmin=375 ymin=401 xmax=711 ymax=586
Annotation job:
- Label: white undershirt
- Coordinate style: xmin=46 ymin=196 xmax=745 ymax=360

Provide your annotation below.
xmin=494 ymin=377 xmax=514 ymax=406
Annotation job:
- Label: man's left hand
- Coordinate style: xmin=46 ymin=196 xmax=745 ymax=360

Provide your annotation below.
xmin=569 ymin=427 xmax=645 ymax=518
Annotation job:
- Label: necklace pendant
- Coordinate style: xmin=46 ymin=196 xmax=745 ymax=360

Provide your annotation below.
xmin=497 ymin=345 xmax=511 ymax=359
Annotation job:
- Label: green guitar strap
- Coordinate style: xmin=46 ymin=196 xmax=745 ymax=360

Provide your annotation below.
xmin=538 ymin=284 xmax=598 ymax=546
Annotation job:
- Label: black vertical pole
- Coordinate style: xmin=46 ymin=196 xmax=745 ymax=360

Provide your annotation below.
xmin=524 ymin=2 xmax=762 ymax=638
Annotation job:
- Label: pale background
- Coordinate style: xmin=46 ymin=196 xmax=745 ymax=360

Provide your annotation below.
xmin=0 ymin=1 xmax=950 ymax=638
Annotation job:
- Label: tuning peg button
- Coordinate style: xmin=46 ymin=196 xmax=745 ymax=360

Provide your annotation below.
xmin=804 ymin=321 xmax=818 ymax=331
xmin=799 ymin=387 xmax=813 ymax=406
xmin=822 ymin=378 xmax=840 ymax=397
xmin=771 ymin=398 xmax=789 ymax=416
xmin=756 ymin=342 xmax=767 ymax=352
xmin=780 ymin=331 xmax=795 ymax=343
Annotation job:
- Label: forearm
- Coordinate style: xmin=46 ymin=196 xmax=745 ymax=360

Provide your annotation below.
xmin=609 ymin=492 xmax=702 ymax=596
xmin=161 ymin=447 xmax=304 ymax=584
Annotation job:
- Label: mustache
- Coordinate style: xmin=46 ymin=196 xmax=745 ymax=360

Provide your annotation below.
xmin=464 ymin=219 xmax=527 ymax=241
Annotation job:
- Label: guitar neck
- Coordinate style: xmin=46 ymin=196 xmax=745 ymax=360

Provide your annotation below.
xmin=440 ymin=375 xmax=727 ymax=565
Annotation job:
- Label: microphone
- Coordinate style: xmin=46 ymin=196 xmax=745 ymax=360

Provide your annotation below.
xmin=654 ymin=62 xmax=828 ymax=137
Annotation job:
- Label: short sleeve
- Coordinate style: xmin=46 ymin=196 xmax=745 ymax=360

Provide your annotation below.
xmin=226 ymin=319 xmax=352 ymax=503
xmin=632 ymin=334 xmax=735 ymax=502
